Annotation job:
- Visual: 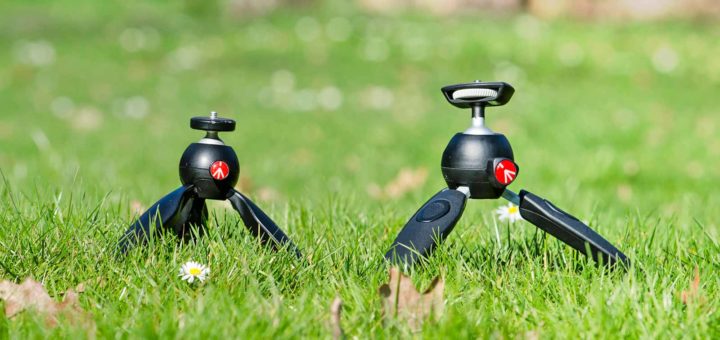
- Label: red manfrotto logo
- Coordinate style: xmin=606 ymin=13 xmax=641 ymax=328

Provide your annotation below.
xmin=494 ymin=159 xmax=517 ymax=185
xmin=210 ymin=161 xmax=229 ymax=180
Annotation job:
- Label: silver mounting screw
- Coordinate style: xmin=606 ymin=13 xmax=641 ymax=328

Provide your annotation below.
xmin=210 ymin=111 xmax=218 ymax=119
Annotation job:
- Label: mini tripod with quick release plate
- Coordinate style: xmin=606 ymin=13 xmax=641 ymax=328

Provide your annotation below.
xmin=384 ymin=81 xmax=629 ymax=267
xmin=118 ymin=112 xmax=301 ymax=258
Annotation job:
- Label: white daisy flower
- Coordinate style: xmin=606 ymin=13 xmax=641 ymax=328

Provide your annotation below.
xmin=495 ymin=203 xmax=522 ymax=223
xmin=179 ymin=261 xmax=210 ymax=284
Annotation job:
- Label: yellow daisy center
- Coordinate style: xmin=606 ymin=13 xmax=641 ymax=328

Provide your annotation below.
xmin=189 ymin=267 xmax=202 ymax=276
xmin=508 ymin=206 xmax=519 ymax=214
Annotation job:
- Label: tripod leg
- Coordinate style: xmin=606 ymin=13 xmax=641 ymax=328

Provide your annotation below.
xmin=228 ymin=190 xmax=301 ymax=259
xmin=117 ymin=186 xmax=202 ymax=254
xmin=385 ymin=188 xmax=468 ymax=267
xmin=503 ymin=189 xmax=629 ymax=266
xmin=182 ymin=197 xmax=208 ymax=240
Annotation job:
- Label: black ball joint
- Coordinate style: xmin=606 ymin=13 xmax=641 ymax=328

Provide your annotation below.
xmin=179 ymin=143 xmax=239 ymax=199
xmin=441 ymin=133 xmax=515 ymax=199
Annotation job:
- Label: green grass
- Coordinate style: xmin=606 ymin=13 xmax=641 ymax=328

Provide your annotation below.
xmin=1 ymin=1 xmax=719 ymax=338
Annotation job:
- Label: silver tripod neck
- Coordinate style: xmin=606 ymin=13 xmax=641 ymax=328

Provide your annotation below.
xmin=198 ymin=131 xmax=225 ymax=145
xmin=464 ymin=116 xmax=495 ymax=135
xmin=453 ymin=89 xmax=499 ymax=136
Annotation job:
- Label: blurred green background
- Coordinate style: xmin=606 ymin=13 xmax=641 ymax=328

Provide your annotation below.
xmin=1 ymin=0 xmax=720 ymax=337
xmin=2 ymin=1 xmax=719 ymax=219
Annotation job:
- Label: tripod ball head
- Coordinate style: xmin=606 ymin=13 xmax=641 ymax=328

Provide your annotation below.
xmin=179 ymin=112 xmax=240 ymax=199
xmin=439 ymin=81 xmax=519 ymax=199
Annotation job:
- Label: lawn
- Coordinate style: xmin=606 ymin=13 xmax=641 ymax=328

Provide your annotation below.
xmin=0 ymin=1 xmax=719 ymax=338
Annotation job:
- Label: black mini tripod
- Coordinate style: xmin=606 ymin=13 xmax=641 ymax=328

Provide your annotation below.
xmin=118 ymin=112 xmax=301 ymax=258
xmin=385 ymin=81 xmax=629 ymax=267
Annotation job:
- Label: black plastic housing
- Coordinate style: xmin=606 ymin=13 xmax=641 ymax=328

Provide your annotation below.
xmin=519 ymin=190 xmax=629 ymax=266
xmin=441 ymin=133 xmax=514 ymax=199
xmin=385 ymin=189 xmax=468 ymax=266
xmin=179 ymin=143 xmax=240 ymax=199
